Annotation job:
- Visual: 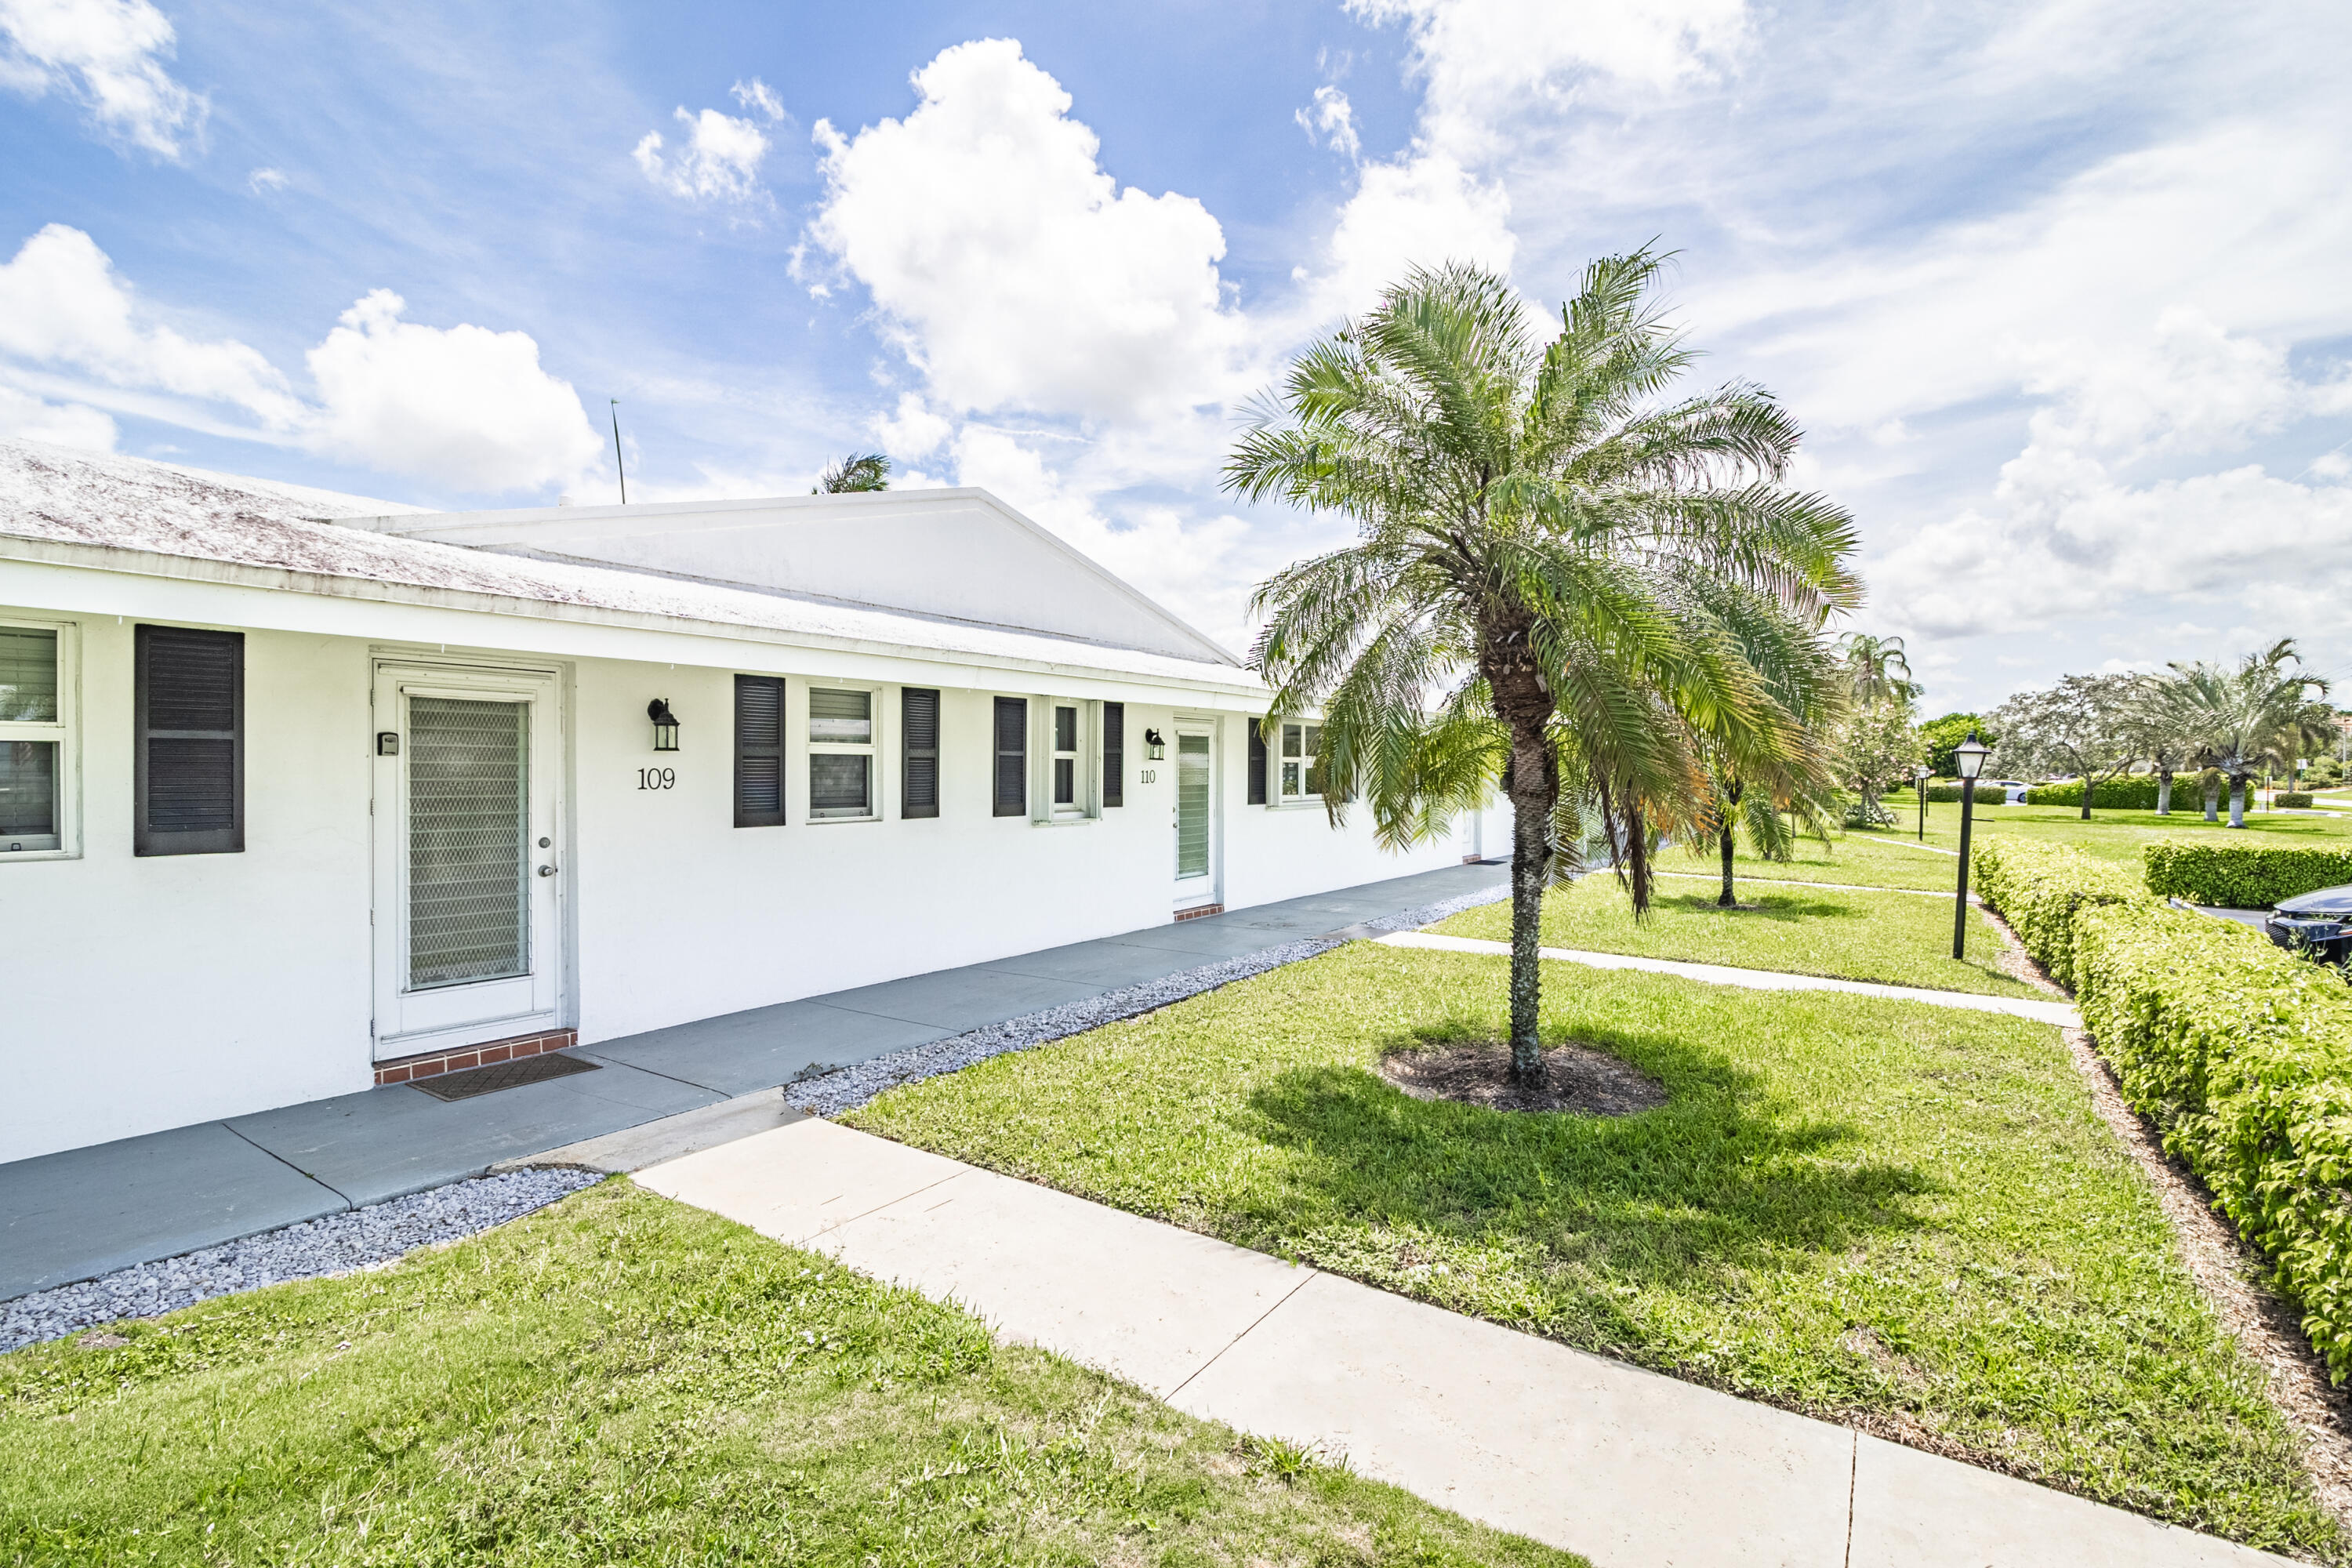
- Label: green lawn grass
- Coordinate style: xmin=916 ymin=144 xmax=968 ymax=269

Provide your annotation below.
xmin=0 ymin=1181 xmax=1581 ymax=1567
xmin=1689 ymin=800 xmax=2352 ymax=895
xmin=848 ymin=943 xmax=2332 ymax=1556
xmin=1432 ymin=880 xmax=2031 ymax=996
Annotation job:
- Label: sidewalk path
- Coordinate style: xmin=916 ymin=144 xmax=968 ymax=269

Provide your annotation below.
xmin=1377 ymin=931 xmax=2081 ymax=1026
xmin=0 ymin=862 xmax=1504 ymax=1301
xmin=638 ymin=1117 xmax=2279 ymax=1568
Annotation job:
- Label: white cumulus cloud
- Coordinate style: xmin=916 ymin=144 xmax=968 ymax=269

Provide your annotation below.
xmin=807 ymin=38 xmax=1253 ymax=426
xmin=0 ymin=223 xmax=300 ymax=424
xmin=0 ymin=0 xmax=205 ymax=157
xmin=0 ymin=225 xmax=601 ymax=494
xmin=0 ymin=384 xmax=116 ymax=449
xmin=304 ymin=290 xmax=604 ymax=492
xmin=1295 ymin=85 xmax=1361 ymax=160
xmin=633 ymin=101 xmax=774 ymax=205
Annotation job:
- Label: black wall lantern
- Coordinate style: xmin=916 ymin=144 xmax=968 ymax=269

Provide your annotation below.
xmin=1143 ymin=727 xmax=1167 ymax=760
xmin=648 ymin=698 xmax=681 ymax=752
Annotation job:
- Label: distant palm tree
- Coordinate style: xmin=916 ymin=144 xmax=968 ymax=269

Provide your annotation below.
xmin=1228 ymin=253 xmax=1860 ymax=1080
xmin=814 ymin=452 xmax=891 ymax=493
xmin=1838 ymin=633 xmax=1918 ymax=706
xmin=2158 ymin=640 xmax=2329 ymax=827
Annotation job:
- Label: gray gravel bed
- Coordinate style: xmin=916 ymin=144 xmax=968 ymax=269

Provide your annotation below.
xmin=1 ymin=1167 xmax=601 ymax=1354
xmin=783 ymin=883 xmax=1510 ymax=1117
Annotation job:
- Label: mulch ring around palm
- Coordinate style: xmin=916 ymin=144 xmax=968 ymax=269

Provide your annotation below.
xmin=1379 ymin=1040 xmax=1666 ymax=1116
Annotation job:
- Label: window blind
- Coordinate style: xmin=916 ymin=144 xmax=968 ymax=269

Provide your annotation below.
xmin=902 ymin=687 xmax=940 ymax=818
xmin=993 ymin=696 xmax=1026 ymax=817
xmin=1247 ymin=718 xmax=1267 ymax=806
xmin=1102 ymin=701 xmax=1123 ymax=808
xmin=135 ymin=624 xmax=242 ymax=855
xmin=734 ymin=674 xmax=785 ymax=827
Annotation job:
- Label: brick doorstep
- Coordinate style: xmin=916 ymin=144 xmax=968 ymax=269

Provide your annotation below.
xmin=1173 ymin=903 xmax=1225 ymax=922
xmin=375 ymin=1029 xmax=577 ymax=1087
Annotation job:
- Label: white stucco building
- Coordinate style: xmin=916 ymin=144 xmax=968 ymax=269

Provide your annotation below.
xmin=0 ymin=441 xmax=1496 ymax=1165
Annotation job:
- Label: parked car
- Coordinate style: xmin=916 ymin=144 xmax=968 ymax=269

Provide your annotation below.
xmin=2264 ymin=884 xmax=2352 ymax=964
xmin=1986 ymin=779 xmax=2030 ymax=804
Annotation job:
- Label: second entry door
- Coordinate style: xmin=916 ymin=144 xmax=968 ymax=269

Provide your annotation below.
xmin=1172 ymin=724 xmax=1218 ymax=910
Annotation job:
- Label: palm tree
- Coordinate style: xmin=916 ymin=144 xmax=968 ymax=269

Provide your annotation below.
xmin=1228 ymin=254 xmax=1860 ymax=1080
xmin=814 ymin=452 xmax=891 ymax=493
xmin=2160 ymin=641 xmax=2329 ymax=827
xmin=1838 ymin=633 xmax=1918 ymax=706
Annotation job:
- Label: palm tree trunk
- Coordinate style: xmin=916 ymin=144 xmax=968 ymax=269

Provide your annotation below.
xmin=1719 ymin=822 xmax=1737 ymax=906
xmin=2156 ymin=771 xmax=2171 ymax=815
xmin=1504 ymin=727 xmax=1557 ymax=1082
xmin=2204 ymin=779 xmax=2220 ymax=821
xmin=2229 ymin=779 xmax=2247 ymax=828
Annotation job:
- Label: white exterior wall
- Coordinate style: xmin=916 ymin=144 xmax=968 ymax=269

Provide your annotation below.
xmin=0 ymin=575 xmax=1473 ymax=1163
xmin=2 ymin=615 xmax=378 ymax=1160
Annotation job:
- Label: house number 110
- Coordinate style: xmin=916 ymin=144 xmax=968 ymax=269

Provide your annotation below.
xmin=637 ymin=768 xmax=675 ymax=790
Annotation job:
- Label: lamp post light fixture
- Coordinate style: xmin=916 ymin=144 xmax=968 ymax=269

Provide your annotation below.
xmin=1951 ymin=730 xmax=1991 ymax=958
xmin=648 ymin=698 xmax=681 ymax=753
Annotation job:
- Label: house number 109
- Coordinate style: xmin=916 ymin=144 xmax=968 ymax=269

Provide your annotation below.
xmin=637 ymin=768 xmax=675 ymax=790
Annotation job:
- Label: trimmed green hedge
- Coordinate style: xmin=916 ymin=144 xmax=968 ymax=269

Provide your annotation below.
xmin=2072 ymin=901 xmax=2352 ymax=1381
xmin=1970 ymin=840 xmax=2145 ymax=988
xmin=2026 ymin=775 xmax=2164 ymax=809
xmin=1922 ymin=783 xmax=2002 ymax=805
xmin=2143 ymin=840 xmax=2352 ymax=908
xmin=2278 ymin=793 xmax=2315 ymax=810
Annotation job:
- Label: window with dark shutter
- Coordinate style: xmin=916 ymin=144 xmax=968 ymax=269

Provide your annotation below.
xmin=134 ymin=625 xmax=242 ymax=855
xmin=902 ymin=687 xmax=940 ymax=818
xmin=734 ymin=675 xmax=785 ymax=827
xmin=1247 ymin=718 xmax=1268 ymax=805
xmin=993 ymin=696 xmax=1027 ymax=817
xmin=1102 ymin=701 xmax=1123 ymax=808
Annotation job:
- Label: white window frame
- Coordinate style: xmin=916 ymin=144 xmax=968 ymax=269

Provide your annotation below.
xmin=805 ymin=681 xmax=880 ymax=823
xmin=1276 ymin=720 xmax=1324 ymax=805
xmin=1034 ymin=696 xmax=1096 ymax=823
xmin=0 ymin=615 xmax=78 ymax=861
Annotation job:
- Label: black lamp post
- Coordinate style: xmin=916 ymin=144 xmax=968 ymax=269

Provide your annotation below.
xmin=1952 ymin=731 xmax=1990 ymax=958
xmin=1915 ymin=764 xmax=1930 ymax=842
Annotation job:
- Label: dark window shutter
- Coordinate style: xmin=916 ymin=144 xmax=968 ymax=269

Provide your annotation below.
xmin=993 ymin=696 xmax=1027 ymax=817
xmin=1247 ymin=718 xmax=1268 ymax=805
xmin=1102 ymin=702 xmax=1123 ymax=808
xmin=734 ymin=675 xmax=785 ymax=827
xmin=135 ymin=625 xmax=242 ymax=855
xmin=902 ymin=687 xmax=941 ymax=818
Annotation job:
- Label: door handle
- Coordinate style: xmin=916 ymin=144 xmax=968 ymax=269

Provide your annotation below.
xmin=537 ymin=864 xmax=557 ymax=877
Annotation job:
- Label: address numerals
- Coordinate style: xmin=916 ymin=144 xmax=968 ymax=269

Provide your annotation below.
xmin=637 ymin=768 xmax=676 ymax=790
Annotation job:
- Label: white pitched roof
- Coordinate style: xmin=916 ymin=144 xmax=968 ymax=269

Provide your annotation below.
xmin=0 ymin=441 xmax=1264 ymax=693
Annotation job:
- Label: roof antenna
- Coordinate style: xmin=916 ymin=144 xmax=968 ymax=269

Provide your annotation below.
xmin=609 ymin=398 xmax=627 ymax=505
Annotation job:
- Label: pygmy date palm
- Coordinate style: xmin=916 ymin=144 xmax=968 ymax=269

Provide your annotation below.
xmin=1227 ymin=254 xmax=1860 ymax=1080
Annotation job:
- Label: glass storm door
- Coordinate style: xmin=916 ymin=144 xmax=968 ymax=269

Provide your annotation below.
xmin=372 ymin=662 xmax=563 ymax=1057
xmin=1173 ymin=725 xmax=1217 ymax=906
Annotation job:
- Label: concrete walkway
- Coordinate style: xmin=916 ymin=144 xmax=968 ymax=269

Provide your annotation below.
xmin=638 ymin=1117 xmax=2281 ymax=1568
xmin=0 ymin=862 xmax=1504 ymax=1301
xmin=1378 ymin=931 xmax=2082 ymax=1026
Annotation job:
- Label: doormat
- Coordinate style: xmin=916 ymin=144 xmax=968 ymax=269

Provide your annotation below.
xmin=413 ymin=1051 xmax=600 ymax=1102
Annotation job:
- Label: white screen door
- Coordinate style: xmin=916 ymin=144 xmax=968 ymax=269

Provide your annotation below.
xmin=1173 ymin=724 xmax=1218 ymax=908
xmin=372 ymin=662 xmax=564 ymax=1056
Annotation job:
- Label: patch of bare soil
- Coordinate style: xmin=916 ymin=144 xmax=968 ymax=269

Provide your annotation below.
xmin=1380 ymin=1041 xmax=1665 ymax=1116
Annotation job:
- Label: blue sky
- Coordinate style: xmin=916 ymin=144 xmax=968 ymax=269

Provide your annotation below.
xmin=4 ymin=0 xmax=2349 ymax=713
